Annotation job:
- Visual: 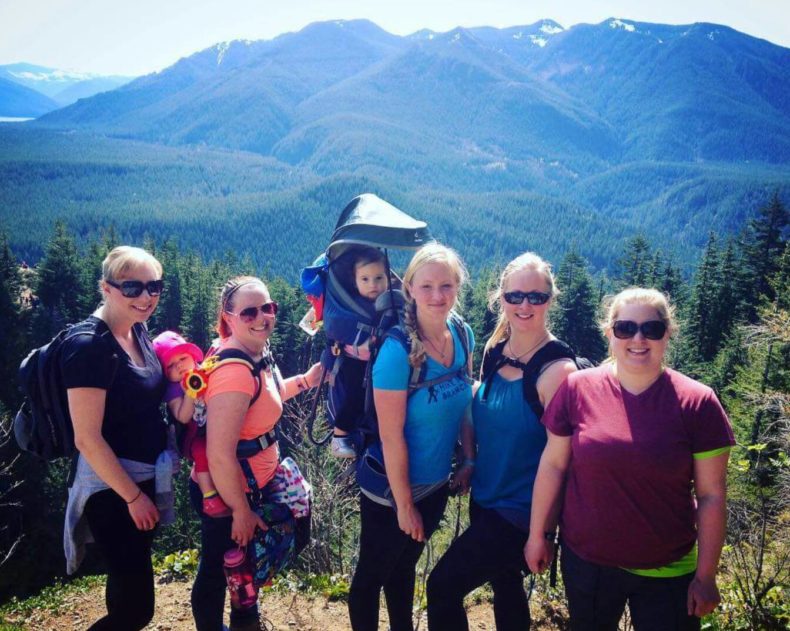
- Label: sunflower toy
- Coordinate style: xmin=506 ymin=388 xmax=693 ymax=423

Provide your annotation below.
xmin=181 ymin=366 xmax=209 ymax=399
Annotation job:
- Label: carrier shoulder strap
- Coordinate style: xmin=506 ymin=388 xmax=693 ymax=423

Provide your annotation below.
xmin=206 ymin=348 xmax=281 ymax=406
xmin=207 ymin=348 xmax=280 ymax=461
xmin=384 ymin=312 xmax=473 ymax=395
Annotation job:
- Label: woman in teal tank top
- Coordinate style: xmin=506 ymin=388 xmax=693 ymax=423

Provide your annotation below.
xmin=427 ymin=253 xmax=576 ymax=631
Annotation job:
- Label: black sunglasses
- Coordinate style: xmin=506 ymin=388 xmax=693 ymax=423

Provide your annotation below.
xmin=612 ymin=320 xmax=667 ymax=340
xmin=107 ymin=279 xmax=164 ymax=298
xmin=503 ymin=290 xmax=551 ymax=306
xmin=226 ymin=301 xmax=279 ymax=322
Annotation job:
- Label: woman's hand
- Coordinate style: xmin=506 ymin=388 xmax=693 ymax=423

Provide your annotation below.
xmin=128 ymin=491 xmax=160 ymax=531
xmin=687 ymin=575 xmax=721 ymax=617
xmin=525 ymin=534 xmax=554 ymax=574
xmin=396 ymin=502 xmax=425 ymax=542
xmin=450 ymin=462 xmax=474 ymax=496
xmin=231 ymin=506 xmax=268 ymax=547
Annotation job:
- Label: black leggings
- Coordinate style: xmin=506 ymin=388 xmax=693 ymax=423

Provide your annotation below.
xmin=561 ymin=544 xmax=700 ymax=631
xmin=189 ymin=479 xmax=260 ymax=631
xmin=83 ymin=479 xmax=156 ymax=631
xmin=349 ymin=486 xmax=450 ymax=631
xmin=427 ymin=500 xmax=531 ymax=631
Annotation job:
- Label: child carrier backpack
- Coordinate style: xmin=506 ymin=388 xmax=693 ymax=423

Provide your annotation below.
xmin=179 ymin=346 xmax=281 ymax=458
xmin=14 ymin=319 xmax=119 ymax=461
xmin=300 ymin=193 xmax=432 ymax=446
xmin=480 ymin=339 xmax=594 ymax=418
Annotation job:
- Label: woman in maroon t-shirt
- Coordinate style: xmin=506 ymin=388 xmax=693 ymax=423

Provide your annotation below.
xmin=526 ymin=288 xmax=734 ymax=631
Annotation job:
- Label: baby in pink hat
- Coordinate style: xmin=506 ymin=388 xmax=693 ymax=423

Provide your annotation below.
xmin=152 ymin=330 xmax=230 ymax=518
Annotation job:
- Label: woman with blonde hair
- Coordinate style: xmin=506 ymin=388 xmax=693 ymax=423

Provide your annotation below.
xmin=526 ymin=287 xmax=734 ymax=630
xmin=348 ymin=243 xmax=475 ymax=631
xmin=63 ymin=246 xmax=168 ymax=630
xmin=427 ymin=252 xmax=576 ymax=631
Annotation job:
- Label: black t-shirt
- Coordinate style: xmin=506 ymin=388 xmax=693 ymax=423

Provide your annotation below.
xmin=61 ymin=316 xmax=166 ymax=464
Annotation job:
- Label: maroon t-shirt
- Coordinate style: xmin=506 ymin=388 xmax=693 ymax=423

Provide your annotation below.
xmin=543 ymin=365 xmax=734 ymax=569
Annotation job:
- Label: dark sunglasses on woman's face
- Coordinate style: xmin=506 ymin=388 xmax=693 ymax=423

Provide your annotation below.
xmin=612 ymin=320 xmax=667 ymax=340
xmin=106 ymin=279 xmax=164 ymax=298
xmin=226 ymin=301 xmax=279 ymax=322
xmin=503 ymin=290 xmax=551 ymax=306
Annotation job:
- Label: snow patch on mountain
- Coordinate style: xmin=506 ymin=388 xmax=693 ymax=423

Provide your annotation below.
xmin=530 ymin=35 xmax=548 ymax=47
xmin=540 ymin=23 xmax=564 ymax=35
xmin=216 ymin=42 xmax=231 ymax=65
xmin=609 ymin=19 xmax=636 ymax=33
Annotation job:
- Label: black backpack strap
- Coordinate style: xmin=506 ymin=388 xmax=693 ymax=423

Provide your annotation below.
xmin=480 ymin=340 xmax=508 ymax=402
xmin=519 ymin=340 xmax=577 ymax=419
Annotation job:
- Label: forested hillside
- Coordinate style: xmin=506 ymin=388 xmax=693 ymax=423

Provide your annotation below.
xmin=0 ymin=193 xmax=787 ymax=628
xmin=2 ymin=18 xmax=788 ymax=275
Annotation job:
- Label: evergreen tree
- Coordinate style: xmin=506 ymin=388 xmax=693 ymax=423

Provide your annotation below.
xmin=269 ymin=276 xmax=306 ymax=378
xmin=78 ymin=239 xmax=108 ymax=316
xmin=551 ymin=250 xmax=607 ymax=363
xmin=657 ymin=256 xmax=687 ymax=308
xmin=149 ymin=238 xmax=183 ymax=334
xmin=32 ymin=222 xmax=85 ymax=342
xmin=462 ymin=267 xmax=498 ymax=370
xmin=0 ymin=231 xmax=27 ymax=409
xmin=684 ymin=232 xmax=722 ymax=365
xmin=616 ymin=234 xmax=652 ymax=287
xmin=740 ymin=192 xmax=788 ymax=320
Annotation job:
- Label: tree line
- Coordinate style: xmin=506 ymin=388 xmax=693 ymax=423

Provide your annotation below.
xmin=0 ymin=193 xmax=787 ymax=627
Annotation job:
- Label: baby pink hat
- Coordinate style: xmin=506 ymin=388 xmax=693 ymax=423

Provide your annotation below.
xmin=152 ymin=330 xmax=204 ymax=368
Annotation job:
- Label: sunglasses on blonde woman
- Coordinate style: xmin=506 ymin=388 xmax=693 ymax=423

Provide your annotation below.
xmin=503 ymin=290 xmax=551 ymax=306
xmin=612 ymin=320 xmax=667 ymax=340
xmin=106 ymin=279 xmax=164 ymax=297
xmin=225 ymin=301 xmax=279 ymax=322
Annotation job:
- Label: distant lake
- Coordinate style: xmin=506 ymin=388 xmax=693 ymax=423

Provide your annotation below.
xmin=0 ymin=117 xmax=33 ymax=123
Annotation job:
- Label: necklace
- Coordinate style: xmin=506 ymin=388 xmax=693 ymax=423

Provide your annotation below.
xmin=507 ymin=333 xmax=549 ymax=362
xmin=421 ymin=329 xmax=449 ymax=359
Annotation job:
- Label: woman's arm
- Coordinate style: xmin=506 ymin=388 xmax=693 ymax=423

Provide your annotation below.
xmin=450 ymin=402 xmax=476 ymax=495
xmin=69 ymin=388 xmax=159 ymax=531
xmin=525 ymin=431 xmax=572 ymax=573
xmin=280 ymin=362 xmax=323 ymax=402
xmin=688 ymin=451 xmax=729 ymax=617
xmin=375 ymin=387 xmax=426 ymax=541
xmin=168 ymin=395 xmax=195 ymax=425
xmin=537 ymin=359 xmax=576 ymax=408
xmin=205 ymin=391 xmax=266 ymax=546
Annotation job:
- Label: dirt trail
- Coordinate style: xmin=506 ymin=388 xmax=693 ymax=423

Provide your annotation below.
xmin=8 ymin=582 xmax=494 ymax=631
xmin=7 ymin=579 xmax=564 ymax=630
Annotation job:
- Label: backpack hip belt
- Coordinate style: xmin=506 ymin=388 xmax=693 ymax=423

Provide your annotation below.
xmin=236 ymin=430 xmax=278 ymax=459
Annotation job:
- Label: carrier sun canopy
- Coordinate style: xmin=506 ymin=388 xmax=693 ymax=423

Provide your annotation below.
xmin=327 ymin=193 xmax=433 ymax=260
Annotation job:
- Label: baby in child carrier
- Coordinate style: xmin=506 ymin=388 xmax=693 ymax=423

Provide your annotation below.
xmin=330 ymin=247 xmax=388 ymax=458
xmin=152 ymin=331 xmax=231 ymax=518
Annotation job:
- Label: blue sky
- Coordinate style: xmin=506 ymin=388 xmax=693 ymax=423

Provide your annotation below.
xmin=0 ymin=0 xmax=788 ymax=76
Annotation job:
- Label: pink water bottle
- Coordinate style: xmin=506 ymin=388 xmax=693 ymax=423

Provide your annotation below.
xmin=223 ymin=548 xmax=257 ymax=610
